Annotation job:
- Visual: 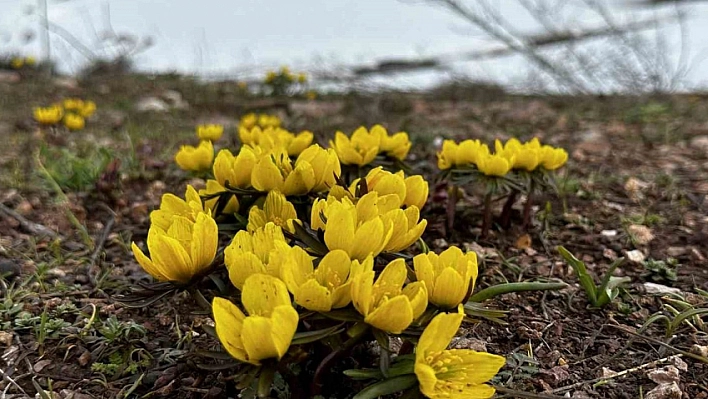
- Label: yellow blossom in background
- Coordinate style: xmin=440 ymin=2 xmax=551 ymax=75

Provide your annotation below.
xmin=404 ymin=175 xmax=429 ymax=209
xmin=197 ymin=124 xmax=224 ymax=141
xmin=319 ymin=193 xmax=393 ymax=260
xmin=239 ymin=126 xmax=313 ymax=156
xmin=10 ymin=58 xmax=24 ymax=69
xmin=200 ymin=179 xmax=239 ymax=215
xmin=63 ymin=114 xmax=85 ymax=131
xmin=296 ymin=145 xmax=341 ymax=193
xmin=380 ymin=206 xmax=427 ymax=253
xmin=247 ymin=190 xmax=298 ymax=233
xmin=175 ymin=140 xmax=214 ymax=172
xmin=415 ymin=310 xmax=505 ymax=399
xmin=306 ymin=90 xmax=317 ymax=100
xmin=62 ymin=98 xmax=84 ymax=112
xmin=212 ymin=274 xmax=298 ymax=365
xmin=372 ymin=125 xmax=412 ymax=161
xmin=265 ymin=70 xmax=278 ymax=84
xmin=437 ymin=139 xmax=489 ymax=170
xmin=150 ymin=185 xmax=205 ymax=231
xmin=413 ymin=246 xmax=478 ymax=309
xmin=258 ymin=114 xmax=281 ymax=128
xmin=131 ymin=212 xmax=218 ymax=284
xmin=25 ymin=56 xmax=36 ymax=66
xmin=539 ymin=145 xmax=568 ymax=170
xmin=33 ymin=105 xmax=63 ymax=125
xmin=224 ymin=222 xmax=289 ymax=289
xmin=213 ymin=147 xmax=259 ymax=189
xmin=297 ymin=72 xmax=307 ymax=83
xmin=280 ymin=248 xmax=354 ymax=312
xmin=78 ymin=101 xmax=96 ymax=118
xmin=330 ymin=126 xmax=381 ymax=166
xmin=476 ymin=153 xmax=513 ymax=177
xmin=251 ymin=150 xmax=316 ymax=195
xmin=240 ymin=113 xmax=258 ymax=129
xmin=350 ymin=257 xmax=428 ymax=334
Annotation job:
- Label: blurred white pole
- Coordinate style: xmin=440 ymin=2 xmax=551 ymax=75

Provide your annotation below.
xmin=39 ymin=0 xmax=51 ymax=74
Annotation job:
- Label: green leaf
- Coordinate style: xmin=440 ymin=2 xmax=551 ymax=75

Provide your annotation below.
xmin=352 ymin=375 xmax=418 ymax=399
xmin=669 ymin=308 xmax=708 ymax=335
xmin=468 ymin=281 xmax=568 ymax=303
xmin=291 ymin=324 xmax=345 ymax=345
xmin=558 ymin=246 xmax=599 ymax=305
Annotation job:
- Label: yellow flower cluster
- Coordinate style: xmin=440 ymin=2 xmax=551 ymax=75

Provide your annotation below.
xmin=331 ymin=124 xmax=412 ymax=165
xmin=33 ymin=98 xmax=96 ymax=130
xmin=438 ymin=137 xmax=568 ymax=175
xmin=264 ymin=66 xmax=307 ymax=85
xmin=10 ymin=56 xmax=35 ymax=69
xmin=239 ymin=113 xmax=281 ymax=130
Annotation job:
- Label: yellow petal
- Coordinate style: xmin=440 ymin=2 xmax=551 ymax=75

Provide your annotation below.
xmin=441 ymin=350 xmax=506 ymax=385
xmin=413 ymin=253 xmax=437 ymax=298
xmin=283 ymin=162 xmax=316 ymax=195
xmin=241 ymin=273 xmax=292 ymax=317
xmin=431 ymin=267 xmax=466 ymax=309
xmin=365 ymin=295 xmax=413 ymax=334
xmin=351 ymin=217 xmax=386 ymax=260
xmin=212 ymin=297 xmax=249 ymax=363
xmin=241 ymin=305 xmax=298 ymax=362
xmin=350 ymin=269 xmax=375 ymax=317
xmin=324 ymin=204 xmax=356 ymax=255
xmin=402 ymin=281 xmax=428 ymax=320
xmin=148 ymin=232 xmax=194 ymax=283
xmin=225 ymin=251 xmax=266 ymax=290
xmin=295 ymin=279 xmax=333 ymax=312
xmin=131 ymin=242 xmax=169 ymax=281
xmin=251 ymin=156 xmax=283 ymax=192
xmin=416 ymin=312 xmax=463 ymax=357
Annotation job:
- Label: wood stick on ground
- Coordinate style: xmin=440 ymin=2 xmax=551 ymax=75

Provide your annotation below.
xmin=0 ymin=203 xmax=60 ymax=240
xmin=551 ymin=354 xmax=683 ymax=394
xmin=89 ymin=213 xmax=116 ymax=267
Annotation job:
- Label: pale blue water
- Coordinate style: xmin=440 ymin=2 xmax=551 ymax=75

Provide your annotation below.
xmin=2 ymin=0 xmax=708 ymax=92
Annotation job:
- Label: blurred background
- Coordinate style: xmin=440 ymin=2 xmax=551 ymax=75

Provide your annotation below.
xmin=1 ymin=0 xmax=707 ymax=93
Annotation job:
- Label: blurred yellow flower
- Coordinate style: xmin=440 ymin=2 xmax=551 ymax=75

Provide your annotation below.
xmin=350 ymin=257 xmax=428 ymax=333
xmin=33 ymin=105 xmax=63 ymax=125
xmin=476 ymin=153 xmax=513 ymax=177
xmin=10 ymin=58 xmax=24 ymax=69
xmin=213 ymin=147 xmax=259 ymax=189
xmin=281 ymin=248 xmax=354 ymax=312
xmin=306 ymin=90 xmax=317 ymax=100
xmin=240 ymin=126 xmax=313 ymax=156
xmin=265 ymin=70 xmax=278 ymax=84
xmin=413 ymin=246 xmax=478 ymax=309
xmin=150 ymin=185 xmax=205 ymax=231
xmin=63 ymin=114 xmax=85 ymax=131
xmin=297 ymin=72 xmax=307 ymax=83
xmin=258 ymin=114 xmax=281 ymax=128
xmin=224 ymin=222 xmax=288 ymax=289
xmin=78 ymin=101 xmax=96 ymax=118
xmin=175 ymin=140 xmax=214 ymax=172
xmin=539 ymin=145 xmax=568 ymax=170
xmin=212 ymin=274 xmax=298 ymax=365
xmin=200 ymin=179 xmax=239 ymax=215
xmin=25 ymin=56 xmax=36 ymax=66
xmin=62 ymin=98 xmax=84 ymax=112
xmin=240 ymin=113 xmax=258 ymax=129
xmin=131 ymin=212 xmax=218 ymax=284
xmin=247 ymin=190 xmax=298 ymax=233
xmin=197 ymin=124 xmax=224 ymax=141
xmin=372 ymin=125 xmax=411 ymax=161
xmin=415 ymin=310 xmax=505 ymax=399
xmin=330 ymin=126 xmax=381 ymax=166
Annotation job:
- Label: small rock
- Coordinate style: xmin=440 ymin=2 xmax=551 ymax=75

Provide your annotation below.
xmin=53 ymin=77 xmax=79 ymax=89
xmin=690 ymin=344 xmax=708 ymax=358
xmin=670 ymin=357 xmax=688 ymax=372
xmin=0 ymin=331 xmax=13 ymax=346
xmin=603 ymin=248 xmax=618 ymax=261
xmin=135 ymin=96 xmax=169 ymax=112
xmin=666 ymin=247 xmax=687 ymax=257
xmin=627 ymin=224 xmax=654 ymax=245
xmin=643 ymin=282 xmax=682 ymax=295
xmin=162 ymin=90 xmax=189 ymax=110
xmin=690 ymin=136 xmax=708 ymax=152
xmin=626 ymin=249 xmax=646 ymax=263
xmin=647 ymin=366 xmax=680 ymax=384
xmin=645 ymin=382 xmax=681 ymax=399
xmin=601 ymin=230 xmax=618 ymax=237
xmin=433 ymin=238 xmax=449 ymax=249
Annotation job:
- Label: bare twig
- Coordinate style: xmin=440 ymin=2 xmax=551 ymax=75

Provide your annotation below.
xmin=89 ymin=213 xmax=116 ymax=267
xmin=0 ymin=203 xmax=60 ymax=240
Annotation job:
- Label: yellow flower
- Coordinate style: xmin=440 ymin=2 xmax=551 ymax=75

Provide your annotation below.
xmin=437 ymin=140 xmax=489 ymax=170
xmin=372 ymin=125 xmax=412 ymax=161
xmin=63 ymin=114 xmax=85 ymax=131
xmin=539 ymin=145 xmax=568 ymax=170
xmin=237 ymin=81 xmax=248 ymax=90
xmin=25 ymin=56 xmax=36 ymax=66
xmin=330 ymin=126 xmax=381 ymax=166
xmin=240 ymin=126 xmax=313 ymax=156
xmin=381 ymin=207 xmax=427 ymax=253
xmin=351 ymin=167 xmax=407 ymax=211
xmin=213 ymin=147 xmax=259 ymax=189
xmin=224 ymin=222 xmax=289 ymax=289
xmin=78 ymin=101 xmax=96 ymax=118
xmin=175 ymin=140 xmax=214 ymax=172
xmin=297 ymin=72 xmax=307 ymax=83
xmin=258 ymin=114 xmax=281 ymax=129
xmin=319 ymin=193 xmax=393 ymax=260
xmin=251 ymin=150 xmax=316 ymax=195
xmin=33 ymin=105 xmax=64 ymax=125
xmin=62 ymin=98 xmax=84 ymax=111
xmin=415 ymin=310 xmax=505 ymax=399
xmin=413 ymin=247 xmax=478 ymax=309
xmin=212 ymin=274 xmax=298 ymax=365
xmin=10 ymin=58 xmax=24 ymax=69
xmin=495 ymin=138 xmax=539 ymax=171
xmin=350 ymin=257 xmax=428 ymax=334
xmin=131 ymin=212 xmax=218 ymax=284
xmin=150 ymin=185 xmax=204 ymax=231
xmin=476 ymin=153 xmax=513 ymax=177
xmin=197 ymin=124 xmax=224 ymax=141
xmin=306 ymin=90 xmax=317 ymax=100
xmin=296 ymin=145 xmax=341 ymax=192
xmin=247 ymin=190 xmax=298 ymax=233
xmin=200 ymin=179 xmax=239 ymax=215
xmin=240 ymin=113 xmax=258 ymax=129
xmin=265 ymin=71 xmax=277 ymax=84
xmin=280 ymin=248 xmax=354 ymax=312
xmin=404 ymin=175 xmax=429 ymax=209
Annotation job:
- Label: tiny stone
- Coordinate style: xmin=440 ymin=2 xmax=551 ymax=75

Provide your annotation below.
xmin=601 ymin=230 xmax=618 ymax=237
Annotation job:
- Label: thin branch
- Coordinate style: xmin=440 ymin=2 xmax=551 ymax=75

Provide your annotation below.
xmin=0 ymin=203 xmax=60 ymax=240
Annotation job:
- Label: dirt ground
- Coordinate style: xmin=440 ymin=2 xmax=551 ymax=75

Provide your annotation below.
xmin=0 ymin=70 xmax=707 ymax=399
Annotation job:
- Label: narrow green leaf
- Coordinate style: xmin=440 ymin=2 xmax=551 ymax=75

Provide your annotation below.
xmin=352 ymin=375 xmax=418 ymax=399
xmin=558 ymin=246 xmax=599 ymax=305
xmin=291 ymin=324 xmax=345 ymax=345
xmin=468 ymin=281 xmax=568 ymax=303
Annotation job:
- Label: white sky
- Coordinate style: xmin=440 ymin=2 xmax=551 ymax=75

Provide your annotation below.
xmin=1 ymin=0 xmax=707 ymax=91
